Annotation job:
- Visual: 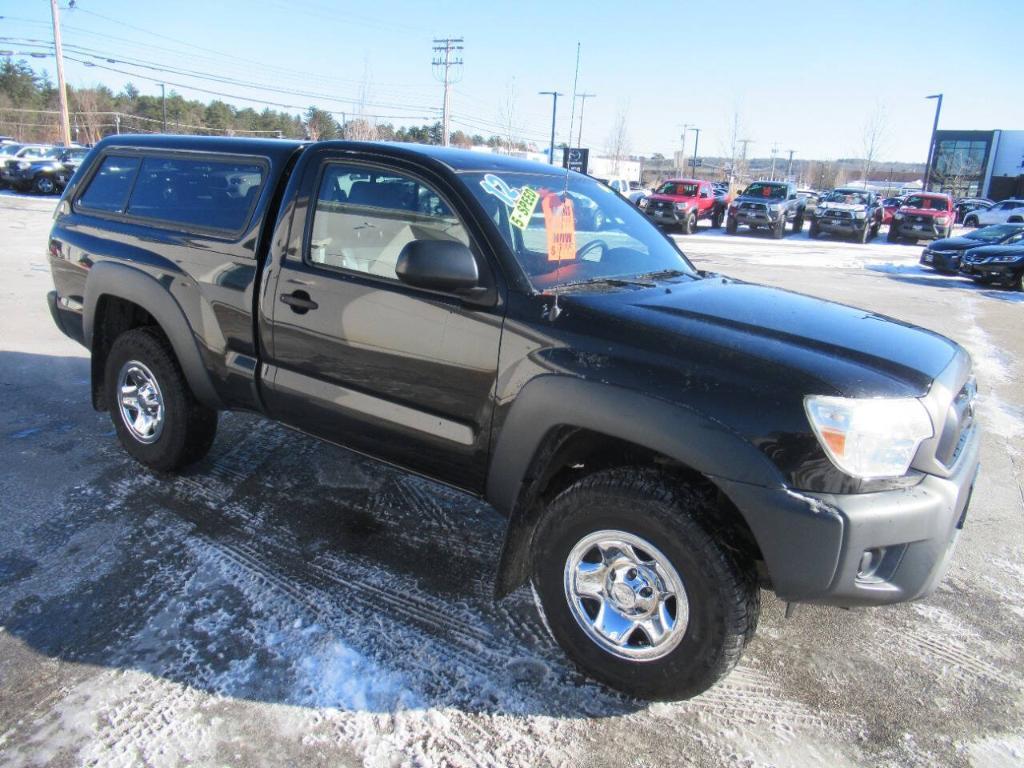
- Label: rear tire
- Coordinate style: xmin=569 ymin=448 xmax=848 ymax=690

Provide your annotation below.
xmin=808 ymin=221 xmax=819 ymax=239
xmin=531 ymin=469 xmax=759 ymax=700
xmin=104 ymin=327 xmax=218 ymax=472
xmin=1013 ymin=270 xmax=1024 ymax=292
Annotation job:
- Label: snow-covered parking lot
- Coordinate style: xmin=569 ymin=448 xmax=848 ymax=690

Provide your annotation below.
xmin=1 ymin=192 xmax=1022 ymax=767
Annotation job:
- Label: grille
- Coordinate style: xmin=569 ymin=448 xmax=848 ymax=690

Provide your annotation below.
xmin=740 ymin=202 xmax=766 ymax=212
xmin=935 ymin=378 xmax=977 ymax=467
xmin=826 ymin=209 xmax=852 ymax=220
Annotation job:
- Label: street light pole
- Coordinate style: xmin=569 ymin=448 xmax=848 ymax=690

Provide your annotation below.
xmin=539 ymin=91 xmax=563 ymax=164
xmin=575 ymin=92 xmax=596 ymax=147
xmin=688 ymin=127 xmax=700 ymax=178
xmin=923 ymin=93 xmax=943 ymax=192
xmin=678 ymin=124 xmax=690 ymax=177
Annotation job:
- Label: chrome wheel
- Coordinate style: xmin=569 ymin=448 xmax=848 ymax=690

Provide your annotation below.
xmin=117 ymin=360 xmax=165 ymax=444
xmin=34 ymin=176 xmax=55 ymax=195
xmin=563 ymin=530 xmax=689 ymax=661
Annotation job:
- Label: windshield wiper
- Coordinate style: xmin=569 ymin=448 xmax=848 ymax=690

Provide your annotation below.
xmin=635 ymin=268 xmax=692 ymax=281
xmin=558 ymin=276 xmax=657 ymax=289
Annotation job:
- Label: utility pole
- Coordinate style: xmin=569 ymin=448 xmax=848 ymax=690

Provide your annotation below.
xmin=575 ymin=92 xmax=596 ymax=147
xmin=688 ymin=126 xmax=701 ymax=178
xmin=769 ymin=143 xmax=779 ymax=181
xmin=159 ymin=83 xmax=167 ymax=132
xmin=678 ymin=124 xmax=691 ymax=177
xmin=738 ymin=138 xmax=753 ymax=184
xmin=432 ymin=37 xmax=464 ymax=146
xmin=49 ymin=0 xmax=72 ymax=146
xmin=539 ymin=91 xmax=563 ymax=164
xmin=923 ymin=93 xmax=943 ymax=192
xmin=786 ymin=149 xmax=796 ymax=181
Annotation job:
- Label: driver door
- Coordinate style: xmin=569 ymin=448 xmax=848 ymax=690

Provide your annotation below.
xmin=261 ymin=155 xmax=504 ymax=492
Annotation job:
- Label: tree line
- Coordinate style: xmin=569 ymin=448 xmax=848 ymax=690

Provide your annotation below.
xmin=0 ymin=58 xmax=525 ymax=149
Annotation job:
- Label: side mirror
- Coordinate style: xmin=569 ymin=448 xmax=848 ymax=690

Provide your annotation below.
xmin=700 ymin=191 xmax=709 ymax=198
xmin=396 ymin=240 xmax=480 ymax=295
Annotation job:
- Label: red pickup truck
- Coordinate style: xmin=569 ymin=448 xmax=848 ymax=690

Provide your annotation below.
xmin=888 ymin=193 xmax=954 ymax=243
xmin=639 ymin=178 xmax=723 ymax=234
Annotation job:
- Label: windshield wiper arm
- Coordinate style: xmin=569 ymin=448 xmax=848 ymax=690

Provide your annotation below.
xmin=559 ymin=276 xmax=657 ymax=289
xmin=635 ymin=268 xmax=691 ymax=280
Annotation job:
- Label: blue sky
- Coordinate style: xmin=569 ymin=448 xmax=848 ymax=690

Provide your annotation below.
xmin=2 ymin=0 xmax=1021 ymax=162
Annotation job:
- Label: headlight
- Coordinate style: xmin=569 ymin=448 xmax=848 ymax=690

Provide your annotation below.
xmin=814 ymin=206 xmax=825 ymax=216
xmin=674 ymin=202 xmax=689 ymax=212
xmin=935 ymin=216 xmax=949 ymax=226
xmin=769 ymin=203 xmax=783 ymax=211
xmin=854 ymin=210 xmax=867 ymax=219
xmin=992 ymin=254 xmax=1022 ymax=263
xmin=17 ymin=161 xmax=32 ymax=170
xmin=638 ymin=197 xmax=648 ymax=208
xmin=804 ymin=396 xmax=933 ymax=478
xmin=894 ymin=212 xmax=904 ymax=220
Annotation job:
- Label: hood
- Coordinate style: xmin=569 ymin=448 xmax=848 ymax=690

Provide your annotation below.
xmin=964 ymin=243 xmax=1024 ymax=260
xmin=899 ymin=206 xmax=947 ymax=217
xmin=930 ymin=235 xmax=987 ymax=252
xmin=818 ymin=201 xmax=867 ymax=212
xmin=734 ymin=194 xmax=785 ymax=205
xmin=563 ymin=276 xmax=960 ymax=398
xmin=647 ymin=192 xmax=697 ymax=204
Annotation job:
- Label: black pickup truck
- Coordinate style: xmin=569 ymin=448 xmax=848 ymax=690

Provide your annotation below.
xmin=47 ymin=135 xmax=980 ymax=700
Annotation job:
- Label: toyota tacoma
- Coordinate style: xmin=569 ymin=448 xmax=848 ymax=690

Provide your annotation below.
xmin=726 ymin=180 xmax=805 ymax=238
xmin=47 ymin=136 xmax=980 ymax=701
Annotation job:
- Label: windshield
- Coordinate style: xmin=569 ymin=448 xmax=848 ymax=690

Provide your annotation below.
xmin=0 ymin=144 xmax=22 ymax=156
xmin=966 ymin=224 xmax=1024 ymax=243
xmin=743 ymin=182 xmax=787 ymax=200
xmin=904 ymin=195 xmax=947 ymax=210
xmin=655 ymin=182 xmax=698 ymax=197
xmin=823 ymin=190 xmax=869 ymax=205
xmin=465 ymin=171 xmax=697 ymax=290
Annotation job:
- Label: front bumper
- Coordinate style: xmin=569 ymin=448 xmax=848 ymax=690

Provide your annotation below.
xmin=960 ymin=261 xmax=1021 ymax=280
xmin=716 ymin=421 xmax=980 ymax=607
xmin=814 ymin=215 xmax=867 ymax=234
xmin=893 ymin=218 xmax=945 ymax=240
xmin=729 ymin=208 xmax=781 ymax=226
xmin=920 ymin=249 xmax=962 ymax=272
xmin=644 ymin=207 xmax=690 ymax=226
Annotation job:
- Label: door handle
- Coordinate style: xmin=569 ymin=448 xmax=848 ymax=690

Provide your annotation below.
xmin=280 ymin=290 xmax=318 ymax=314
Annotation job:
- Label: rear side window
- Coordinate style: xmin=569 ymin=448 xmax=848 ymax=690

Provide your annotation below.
xmin=126 ymin=156 xmax=264 ymax=232
xmin=77 ymin=155 xmax=140 ymax=213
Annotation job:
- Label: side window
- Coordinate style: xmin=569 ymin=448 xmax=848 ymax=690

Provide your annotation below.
xmin=308 ymin=163 xmax=469 ymax=280
xmin=126 ymin=156 xmax=264 ymax=232
xmin=77 ymin=155 xmax=141 ymax=213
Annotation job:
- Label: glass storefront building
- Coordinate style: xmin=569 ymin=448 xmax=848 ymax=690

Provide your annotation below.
xmin=927 ymin=129 xmax=1024 ymax=200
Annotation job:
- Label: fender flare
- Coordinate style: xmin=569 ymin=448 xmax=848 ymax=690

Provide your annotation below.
xmin=486 ymin=376 xmax=785 ymax=596
xmin=83 ymin=261 xmax=222 ymax=411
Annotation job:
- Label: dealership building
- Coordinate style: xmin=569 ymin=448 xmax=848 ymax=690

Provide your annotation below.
xmin=927 ymin=129 xmax=1024 ymax=200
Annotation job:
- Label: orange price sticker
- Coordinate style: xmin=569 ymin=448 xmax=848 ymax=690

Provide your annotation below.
xmin=541 ymin=193 xmax=576 ymax=262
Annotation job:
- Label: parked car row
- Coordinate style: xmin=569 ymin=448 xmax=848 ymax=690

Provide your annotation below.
xmin=0 ymin=142 xmax=89 ymax=194
xmin=919 ymin=223 xmax=1024 ymax=291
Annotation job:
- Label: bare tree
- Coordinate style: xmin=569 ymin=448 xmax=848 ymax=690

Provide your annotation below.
xmin=860 ymin=103 xmax=888 ymax=182
xmin=344 ymin=57 xmax=378 ymax=141
xmin=605 ymin=102 xmax=631 ymax=175
xmin=722 ymin=107 xmax=746 ymax=186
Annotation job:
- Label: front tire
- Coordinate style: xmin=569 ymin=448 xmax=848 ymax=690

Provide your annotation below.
xmin=808 ymin=221 xmax=819 ymax=239
xmin=887 ymin=226 xmax=899 ymax=243
xmin=1013 ymin=270 xmax=1024 ymax=292
xmin=681 ymin=211 xmax=696 ymax=235
xmin=771 ymin=217 xmax=785 ymax=239
xmin=104 ymin=327 xmax=218 ymax=472
xmin=725 ymin=216 xmax=737 ymax=235
xmin=33 ymin=175 xmax=56 ymax=195
xmin=964 ymin=215 xmax=979 ymax=228
xmin=711 ymin=208 xmax=723 ymax=228
xmin=531 ymin=469 xmax=759 ymax=700
xmin=792 ymin=212 xmax=804 ymax=234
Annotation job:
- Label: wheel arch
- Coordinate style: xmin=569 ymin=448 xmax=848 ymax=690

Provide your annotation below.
xmin=487 ymin=376 xmax=781 ymax=597
xmin=84 ymin=262 xmax=222 ymax=412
